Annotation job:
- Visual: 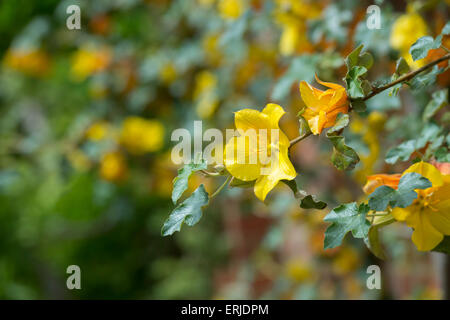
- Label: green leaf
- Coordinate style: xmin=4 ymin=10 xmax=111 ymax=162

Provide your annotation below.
xmin=298 ymin=116 xmax=311 ymax=136
xmin=345 ymin=44 xmax=373 ymax=70
xmin=442 ymin=22 xmax=450 ymax=35
xmin=364 ymin=226 xmax=387 ymax=260
xmin=410 ymin=65 xmax=444 ymax=91
xmin=345 ymin=66 xmax=368 ymax=98
xmin=324 ymin=203 xmax=370 ymax=249
xmin=328 ymin=135 xmax=360 ymax=170
xmin=368 ymin=173 xmax=431 ymax=211
xmin=300 ymin=195 xmax=327 ymax=210
xmin=162 ymin=184 xmax=209 ymax=236
xmin=410 ymin=35 xmax=442 ymax=61
xmin=423 ymin=89 xmax=448 ymax=121
xmin=327 ymin=113 xmax=349 ymax=135
xmin=350 ymin=99 xmax=367 ymax=113
xmin=385 ymin=123 xmax=442 ymax=164
xmin=435 ymin=147 xmax=450 ymax=162
xmin=172 ymin=159 xmax=207 ymax=204
xmin=432 ymin=236 xmax=450 ymax=254
xmin=326 ymin=114 xmax=359 ymax=171
xmin=389 ymin=58 xmax=410 ymax=96
xmin=283 ymin=180 xmax=327 ymax=209
xmin=345 ymin=45 xmax=364 ymax=70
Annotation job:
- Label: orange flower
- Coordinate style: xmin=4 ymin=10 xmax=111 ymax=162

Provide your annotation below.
xmin=362 ymin=173 xmax=402 ymax=194
xmin=299 ymin=75 xmax=349 ymax=135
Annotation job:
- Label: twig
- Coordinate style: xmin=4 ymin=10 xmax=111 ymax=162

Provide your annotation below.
xmin=362 ymin=53 xmax=450 ymax=101
xmin=210 ymin=175 xmax=232 ymax=199
xmin=289 ymin=132 xmax=312 ymax=149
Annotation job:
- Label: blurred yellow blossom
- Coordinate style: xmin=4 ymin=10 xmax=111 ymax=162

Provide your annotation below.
xmin=218 ymin=0 xmax=245 ymax=20
xmin=285 ymin=259 xmax=312 ymax=282
xmin=71 ymin=46 xmax=111 ymax=81
xmin=120 ymin=117 xmax=165 ymax=154
xmin=3 ymin=48 xmax=50 ymax=76
xmin=159 ymin=62 xmax=177 ymax=85
xmin=352 ymin=112 xmax=387 ymax=183
xmin=194 ymin=71 xmax=219 ymax=119
xmin=274 ymin=0 xmax=320 ymax=55
xmin=390 ymin=12 xmax=428 ymax=69
xmin=100 ymin=151 xmax=127 ymax=182
xmin=224 ymin=103 xmax=296 ymax=201
xmin=85 ymin=121 xmax=111 ymax=141
xmin=299 ymin=76 xmax=349 ymax=135
xmin=332 ymin=247 xmax=359 ymax=275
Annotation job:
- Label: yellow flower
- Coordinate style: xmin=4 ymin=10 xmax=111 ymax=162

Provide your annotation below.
xmin=285 ymin=259 xmax=312 ymax=282
xmin=224 ymin=103 xmax=296 ymax=201
xmin=218 ymin=0 xmax=245 ymax=20
xmin=100 ymin=151 xmax=127 ymax=182
xmin=71 ymin=46 xmax=111 ymax=81
xmin=299 ymin=76 xmax=349 ymax=135
xmin=85 ymin=121 xmax=111 ymax=141
xmin=390 ymin=12 xmax=428 ymax=69
xmin=194 ymin=71 xmax=219 ymax=119
xmin=120 ymin=117 xmax=165 ymax=154
xmin=3 ymin=48 xmax=49 ymax=76
xmin=352 ymin=112 xmax=387 ymax=183
xmin=274 ymin=0 xmax=320 ymax=55
xmin=391 ymin=162 xmax=450 ymax=251
xmin=277 ymin=15 xmax=309 ymax=56
xmin=159 ymin=62 xmax=177 ymax=85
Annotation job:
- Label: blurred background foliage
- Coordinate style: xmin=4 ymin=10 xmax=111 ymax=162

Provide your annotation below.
xmin=0 ymin=0 xmax=448 ymax=299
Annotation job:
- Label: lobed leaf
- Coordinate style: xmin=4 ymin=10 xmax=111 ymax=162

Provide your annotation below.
xmin=162 ymin=184 xmax=209 ymax=236
xmin=368 ymin=173 xmax=431 ymax=211
xmin=172 ymin=159 xmax=207 ymax=204
xmin=324 ymin=202 xmax=370 ymax=249
xmin=410 ymin=35 xmax=442 ymax=61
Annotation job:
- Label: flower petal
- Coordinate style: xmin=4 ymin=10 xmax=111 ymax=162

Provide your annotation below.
xmin=315 ymin=74 xmax=345 ymax=90
xmin=403 ymin=161 xmax=444 ymax=188
xmin=224 ymin=136 xmax=261 ymax=181
xmin=254 ymin=147 xmax=296 ymax=201
xmin=409 ymin=211 xmax=443 ymax=251
xmin=428 ymin=206 xmax=450 ymax=236
xmin=234 ymin=109 xmax=270 ymax=131
xmin=262 ymin=103 xmax=286 ymax=129
xmin=391 ymin=207 xmax=412 ymax=221
xmin=299 ymin=81 xmax=322 ymax=110
xmin=307 ymin=111 xmax=327 ymax=135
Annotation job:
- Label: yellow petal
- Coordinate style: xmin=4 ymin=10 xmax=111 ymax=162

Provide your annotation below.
xmin=262 ymin=103 xmax=286 ymax=129
xmin=315 ymin=74 xmax=345 ymax=91
xmin=307 ymin=111 xmax=327 ymax=135
xmin=391 ymin=207 xmax=412 ymax=221
xmin=224 ymin=136 xmax=261 ymax=181
xmin=254 ymin=148 xmax=296 ymax=201
xmin=403 ymin=161 xmax=444 ymax=188
xmin=428 ymin=207 xmax=450 ymax=236
xmin=299 ymin=81 xmax=322 ymax=110
xmin=410 ymin=211 xmax=443 ymax=251
xmin=234 ymin=109 xmax=270 ymax=131
xmin=431 ymin=175 xmax=450 ymax=201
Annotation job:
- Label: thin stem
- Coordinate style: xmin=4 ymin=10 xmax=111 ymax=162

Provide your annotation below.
xmin=441 ymin=45 xmax=450 ymax=54
xmin=361 ymin=53 xmax=450 ymax=101
xmin=289 ymin=132 xmax=312 ymax=149
xmin=200 ymin=170 xmax=220 ymax=176
xmin=367 ymin=213 xmax=389 ymax=217
xmin=210 ymin=175 xmax=232 ymax=199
